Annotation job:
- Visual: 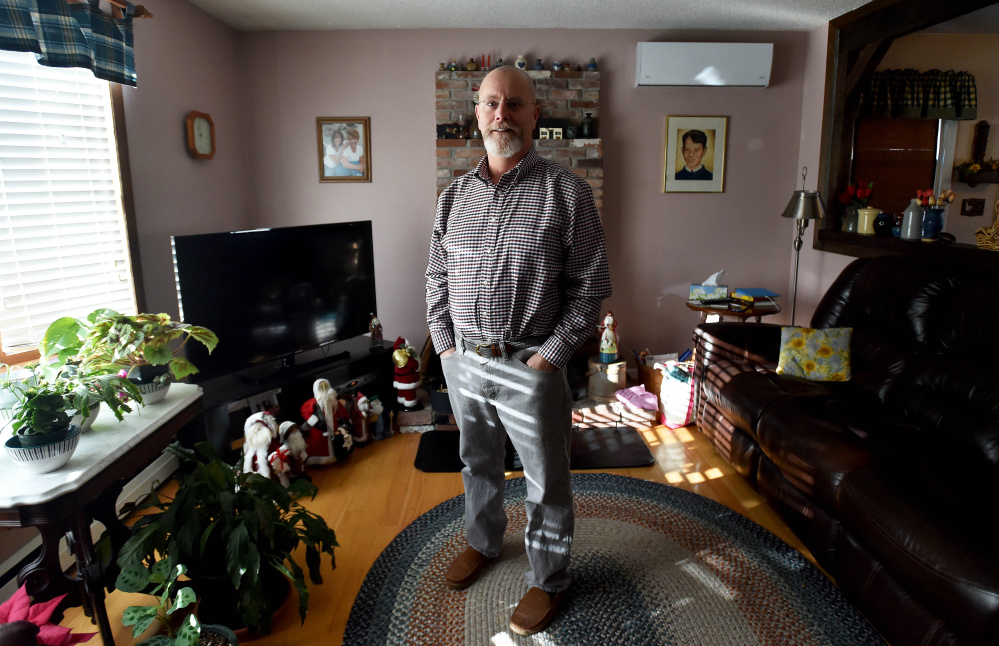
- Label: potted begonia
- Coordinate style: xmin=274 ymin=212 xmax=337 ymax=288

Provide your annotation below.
xmin=40 ymin=310 xmax=217 ymax=404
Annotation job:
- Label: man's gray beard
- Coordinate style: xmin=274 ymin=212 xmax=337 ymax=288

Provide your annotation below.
xmin=484 ymin=129 xmax=523 ymax=158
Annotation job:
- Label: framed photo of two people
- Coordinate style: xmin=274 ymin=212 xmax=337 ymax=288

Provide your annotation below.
xmin=317 ymin=117 xmax=371 ymax=182
xmin=663 ymin=115 xmax=727 ymax=193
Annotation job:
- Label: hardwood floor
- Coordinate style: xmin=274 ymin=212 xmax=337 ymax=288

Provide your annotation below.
xmin=60 ymin=423 xmax=815 ymax=645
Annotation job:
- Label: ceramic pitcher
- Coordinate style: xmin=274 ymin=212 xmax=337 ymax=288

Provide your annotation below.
xmin=901 ymin=199 xmax=923 ymax=240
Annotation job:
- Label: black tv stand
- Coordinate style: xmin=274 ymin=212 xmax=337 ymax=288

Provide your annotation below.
xmin=231 ymin=350 xmax=352 ymax=388
xmin=190 ymin=336 xmax=392 ymax=455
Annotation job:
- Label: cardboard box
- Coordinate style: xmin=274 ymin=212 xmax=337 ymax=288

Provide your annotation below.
xmin=689 ymin=284 xmax=728 ymax=301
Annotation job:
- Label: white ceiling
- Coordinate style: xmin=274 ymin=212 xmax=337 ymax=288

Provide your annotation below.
xmin=183 ymin=0 xmax=877 ymax=32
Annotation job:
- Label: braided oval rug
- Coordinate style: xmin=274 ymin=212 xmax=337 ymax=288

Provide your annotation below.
xmin=343 ymin=473 xmax=884 ymax=645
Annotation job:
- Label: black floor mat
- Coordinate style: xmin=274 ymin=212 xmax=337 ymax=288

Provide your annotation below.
xmin=414 ymin=426 xmax=654 ymax=473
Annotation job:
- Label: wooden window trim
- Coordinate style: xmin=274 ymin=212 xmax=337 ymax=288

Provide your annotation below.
xmin=111 ymin=83 xmax=146 ymax=313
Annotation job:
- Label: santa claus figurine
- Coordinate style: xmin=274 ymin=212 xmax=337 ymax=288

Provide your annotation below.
xmin=351 ymin=392 xmax=373 ymax=443
xmin=392 ymin=337 xmax=422 ymax=410
xmin=368 ymin=313 xmax=383 ymax=349
xmin=598 ymin=310 xmax=619 ymax=363
xmin=300 ymin=378 xmax=354 ymax=465
xmin=279 ymin=420 xmax=309 ymax=476
xmin=243 ymin=411 xmax=279 ymax=478
xmin=368 ymin=395 xmax=390 ymax=440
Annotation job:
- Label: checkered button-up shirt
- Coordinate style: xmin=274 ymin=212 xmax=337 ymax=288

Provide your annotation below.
xmin=426 ymin=146 xmax=612 ymax=368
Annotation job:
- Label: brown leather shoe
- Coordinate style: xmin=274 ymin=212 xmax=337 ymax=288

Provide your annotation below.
xmin=509 ymin=587 xmax=567 ymax=636
xmin=444 ymin=546 xmax=497 ymax=590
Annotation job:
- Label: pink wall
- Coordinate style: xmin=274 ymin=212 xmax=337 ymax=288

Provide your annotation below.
xmin=126 ymin=2 xmax=831 ymax=359
xmin=237 ymin=29 xmax=809 ymax=354
xmin=122 ymin=0 xmax=251 ymax=313
xmin=795 ymin=25 xmax=853 ymax=324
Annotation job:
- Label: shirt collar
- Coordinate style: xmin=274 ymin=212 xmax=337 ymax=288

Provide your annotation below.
xmin=474 ymin=145 xmax=540 ymax=185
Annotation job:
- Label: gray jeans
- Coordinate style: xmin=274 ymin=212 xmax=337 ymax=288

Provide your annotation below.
xmin=440 ymin=342 xmax=574 ymax=593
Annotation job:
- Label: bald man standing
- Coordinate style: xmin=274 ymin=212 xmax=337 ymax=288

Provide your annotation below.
xmin=426 ymin=65 xmax=611 ymax=635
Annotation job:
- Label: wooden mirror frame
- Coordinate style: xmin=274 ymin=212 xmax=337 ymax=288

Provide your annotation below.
xmin=816 ymin=0 xmax=999 ymax=269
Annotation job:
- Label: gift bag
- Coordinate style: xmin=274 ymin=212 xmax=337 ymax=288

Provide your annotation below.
xmin=656 ymin=360 xmax=695 ymax=429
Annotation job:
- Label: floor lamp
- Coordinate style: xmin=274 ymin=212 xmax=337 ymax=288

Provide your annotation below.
xmin=781 ymin=167 xmax=825 ymax=326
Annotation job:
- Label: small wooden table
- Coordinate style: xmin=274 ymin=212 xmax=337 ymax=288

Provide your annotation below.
xmin=0 ymin=384 xmax=203 ymax=645
xmin=685 ymin=300 xmax=781 ymax=323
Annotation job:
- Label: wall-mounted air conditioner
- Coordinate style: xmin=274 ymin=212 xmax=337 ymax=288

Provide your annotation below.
xmin=636 ymin=42 xmax=774 ymax=87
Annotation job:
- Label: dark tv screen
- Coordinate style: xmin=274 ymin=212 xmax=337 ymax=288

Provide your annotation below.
xmin=171 ymin=221 xmax=376 ymax=382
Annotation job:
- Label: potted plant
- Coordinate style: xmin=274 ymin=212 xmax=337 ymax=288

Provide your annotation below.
xmin=0 ymin=584 xmax=96 ymax=645
xmin=116 ymin=443 xmax=338 ymax=635
xmin=3 ymin=361 xmax=139 ymax=434
xmin=117 ymin=557 xmax=238 ymax=646
xmin=1 ymin=365 xmax=88 ymax=473
xmin=41 ymin=310 xmax=217 ymax=404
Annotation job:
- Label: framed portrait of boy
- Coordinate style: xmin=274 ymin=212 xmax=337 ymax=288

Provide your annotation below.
xmin=663 ymin=116 xmax=727 ymax=193
xmin=317 ymin=117 xmax=371 ymax=182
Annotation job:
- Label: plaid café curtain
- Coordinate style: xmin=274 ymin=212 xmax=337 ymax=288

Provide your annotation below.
xmin=0 ymin=0 xmax=136 ymax=86
xmin=859 ymin=69 xmax=977 ymax=120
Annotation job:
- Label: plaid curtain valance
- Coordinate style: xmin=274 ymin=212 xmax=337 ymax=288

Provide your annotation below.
xmin=859 ymin=69 xmax=977 ymax=120
xmin=0 ymin=0 xmax=136 ymax=86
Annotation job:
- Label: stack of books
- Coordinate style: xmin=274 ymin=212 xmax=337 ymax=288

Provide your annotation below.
xmin=731 ymin=288 xmax=780 ymax=310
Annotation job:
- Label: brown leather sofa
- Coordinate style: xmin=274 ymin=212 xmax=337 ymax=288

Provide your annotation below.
xmin=692 ymin=255 xmax=999 ymax=646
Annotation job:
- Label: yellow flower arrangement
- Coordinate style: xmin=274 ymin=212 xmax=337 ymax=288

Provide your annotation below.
xmin=956 ymin=159 xmax=999 ymax=175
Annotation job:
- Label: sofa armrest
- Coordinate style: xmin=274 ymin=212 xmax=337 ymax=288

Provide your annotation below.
xmin=693 ymin=322 xmax=783 ymax=367
xmin=692 ymin=322 xmax=784 ymax=428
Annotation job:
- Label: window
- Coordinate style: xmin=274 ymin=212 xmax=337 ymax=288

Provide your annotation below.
xmin=852 ymin=117 xmax=940 ymax=215
xmin=0 ymin=50 xmax=137 ymax=363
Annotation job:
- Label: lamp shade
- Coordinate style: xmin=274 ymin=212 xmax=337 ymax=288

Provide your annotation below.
xmin=781 ymin=190 xmax=826 ymax=221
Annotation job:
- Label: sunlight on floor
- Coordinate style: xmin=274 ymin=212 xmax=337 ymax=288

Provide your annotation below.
xmin=656 ymin=427 xmax=729 ymax=489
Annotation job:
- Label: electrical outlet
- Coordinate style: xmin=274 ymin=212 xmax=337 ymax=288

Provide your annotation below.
xmin=961 ymin=198 xmax=985 ymax=216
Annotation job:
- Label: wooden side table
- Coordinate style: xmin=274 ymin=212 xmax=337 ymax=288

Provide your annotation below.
xmin=685 ymin=300 xmax=781 ymax=323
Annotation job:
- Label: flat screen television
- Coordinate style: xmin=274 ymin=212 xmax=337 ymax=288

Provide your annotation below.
xmin=171 ymin=221 xmax=377 ymax=383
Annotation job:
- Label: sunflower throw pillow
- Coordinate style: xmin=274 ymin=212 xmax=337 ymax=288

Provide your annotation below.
xmin=776 ymin=327 xmax=852 ymax=381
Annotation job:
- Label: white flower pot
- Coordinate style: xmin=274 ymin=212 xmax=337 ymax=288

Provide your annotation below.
xmin=5 ymin=425 xmax=83 ymax=474
xmin=136 ymin=381 xmax=171 ymax=405
xmin=70 ymin=402 xmax=101 ymax=432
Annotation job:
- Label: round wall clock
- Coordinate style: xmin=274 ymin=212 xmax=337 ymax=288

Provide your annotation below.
xmin=185 ymin=111 xmax=215 ymax=159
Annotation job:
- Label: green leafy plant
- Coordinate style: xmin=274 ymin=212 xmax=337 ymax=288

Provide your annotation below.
xmin=41 ymin=310 xmax=218 ymax=382
xmin=38 ymin=308 xmax=117 ymax=369
xmin=117 ymin=558 xmax=200 ymax=646
xmin=117 ymin=443 xmax=338 ymax=634
xmin=1 ymin=363 xmax=140 ymax=439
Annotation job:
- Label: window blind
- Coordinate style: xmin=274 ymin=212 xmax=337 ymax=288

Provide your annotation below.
xmin=0 ymin=49 xmax=136 ymax=354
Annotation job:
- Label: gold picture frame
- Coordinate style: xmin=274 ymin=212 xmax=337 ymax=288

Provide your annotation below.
xmin=663 ymin=115 xmax=727 ymax=193
xmin=317 ymin=117 xmax=371 ymax=182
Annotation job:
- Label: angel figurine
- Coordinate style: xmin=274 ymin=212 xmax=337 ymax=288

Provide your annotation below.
xmin=598 ymin=310 xmax=619 ymax=363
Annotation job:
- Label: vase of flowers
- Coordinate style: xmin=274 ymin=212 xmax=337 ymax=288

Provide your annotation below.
xmin=915 ymin=189 xmax=956 ymax=240
xmin=838 ymin=180 xmax=875 ymax=235
xmin=955 ymin=159 xmax=999 ymax=186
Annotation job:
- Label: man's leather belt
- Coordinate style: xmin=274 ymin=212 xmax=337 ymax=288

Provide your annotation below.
xmin=460 ymin=338 xmax=542 ymax=358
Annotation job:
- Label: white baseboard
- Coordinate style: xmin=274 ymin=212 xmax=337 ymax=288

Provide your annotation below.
xmin=0 ymin=452 xmax=178 ymax=600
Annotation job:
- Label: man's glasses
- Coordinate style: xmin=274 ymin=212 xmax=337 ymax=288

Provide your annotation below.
xmin=478 ymin=99 xmax=535 ymax=113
